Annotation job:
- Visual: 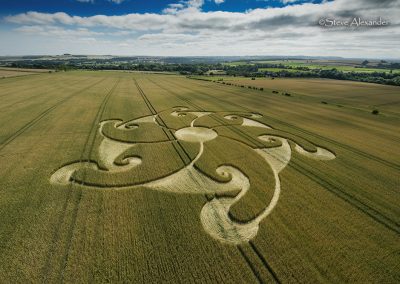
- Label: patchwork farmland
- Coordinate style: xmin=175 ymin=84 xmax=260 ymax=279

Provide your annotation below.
xmin=0 ymin=71 xmax=399 ymax=283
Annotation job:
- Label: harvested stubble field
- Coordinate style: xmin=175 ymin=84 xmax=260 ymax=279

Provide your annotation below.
xmin=0 ymin=67 xmax=51 ymax=78
xmin=0 ymin=71 xmax=399 ymax=283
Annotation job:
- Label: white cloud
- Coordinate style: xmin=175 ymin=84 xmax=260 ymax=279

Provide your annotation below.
xmin=163 ymin=0 xmax=205 ymax=14
xmin=14 ymin=25 xmax=104 ymax=37
xmin=7 ymin=1 xmax=399 ymax=33
xmin=2 ymin=0 xmax=400 ymax=57
xmin=214 ymin=0 xmax=225 ymax=3
xmin=281 ymin=0 xmax=301 ymax=4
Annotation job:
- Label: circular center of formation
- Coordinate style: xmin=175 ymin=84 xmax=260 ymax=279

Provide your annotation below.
xmin=175 ymin=127 xmax=218 ymax=142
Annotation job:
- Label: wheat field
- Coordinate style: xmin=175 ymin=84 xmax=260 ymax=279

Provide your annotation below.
xmin=0 ymin=71 xmax=399 ymax=283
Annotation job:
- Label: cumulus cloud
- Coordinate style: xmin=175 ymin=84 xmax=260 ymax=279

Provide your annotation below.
xmin=280 ymin=0 xmax=302 ymax=4
xmin=7 ymin=0 xmax=399 ymax=32
xmin=2 ymin=0 xmax=400 ymax=57
xmin=163 ymin=0 xmax=205 ymax=14
xmin=14 ymin=25 xmax=104 ymax=37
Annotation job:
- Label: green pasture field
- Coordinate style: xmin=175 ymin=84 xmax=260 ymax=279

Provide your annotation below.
xmin=226 ymin=60 xmax=400 ymax=73
xmin=0 ymin=71 xmax=399 ymax=283
xmin=257 ymin=67 xmax=309 ymax=73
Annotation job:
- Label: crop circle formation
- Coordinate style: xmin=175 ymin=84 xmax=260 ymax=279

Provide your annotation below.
xmin=51 ymin=107 xmax=336 ymax=244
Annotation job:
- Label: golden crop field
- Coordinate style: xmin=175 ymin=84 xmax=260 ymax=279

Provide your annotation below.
xmin=216 ymin=77 xmax=400 ymax=115
xmin=0 ymin=71 xmax=399 ymax=283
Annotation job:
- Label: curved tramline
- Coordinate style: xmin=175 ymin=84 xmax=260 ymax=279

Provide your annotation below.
xmin=50 ymin=106 xmax=335 ymax=244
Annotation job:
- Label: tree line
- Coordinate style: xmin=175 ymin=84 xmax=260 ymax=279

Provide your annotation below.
xmin=5 ymin=60 xmax=400 ymax=86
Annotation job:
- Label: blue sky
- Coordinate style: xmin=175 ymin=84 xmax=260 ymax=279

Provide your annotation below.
xmin=0 ymin=0 xmax=399 ymax=58
xmin=0 ymin=0 xmax=322 ymax=16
